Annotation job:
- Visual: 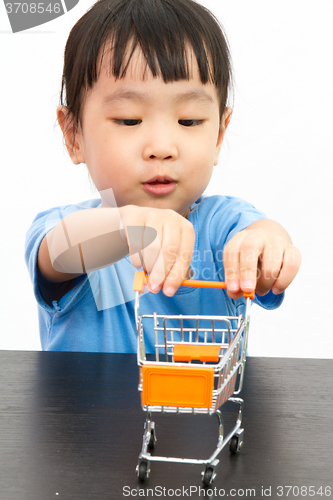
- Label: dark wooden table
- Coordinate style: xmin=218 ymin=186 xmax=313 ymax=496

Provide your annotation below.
xmin=1 ymin=351 xmax=332 ymax=499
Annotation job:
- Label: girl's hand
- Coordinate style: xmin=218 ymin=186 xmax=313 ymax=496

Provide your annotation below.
xmin=223 ymin=221 xmax=301 ymax=299
xmin=120 ymin=205 xmax=195 ymax=296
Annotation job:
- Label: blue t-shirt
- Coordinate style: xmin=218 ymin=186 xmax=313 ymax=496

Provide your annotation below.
xmin=25 ymin=195 xmax=284 ymax=352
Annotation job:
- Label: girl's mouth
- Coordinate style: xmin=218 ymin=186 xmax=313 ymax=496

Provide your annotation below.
xmin=142 ymin=177 xmax=177 ymax=196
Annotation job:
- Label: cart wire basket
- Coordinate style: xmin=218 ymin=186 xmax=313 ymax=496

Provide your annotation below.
xmin=133 ymin=271 xmax=254 ymax=486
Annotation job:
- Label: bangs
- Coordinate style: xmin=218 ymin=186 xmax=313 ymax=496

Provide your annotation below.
xmin=61 ymin=0 xmax=232 ymax=124
xmin=101 ymin=1 xmax=215 ymax=84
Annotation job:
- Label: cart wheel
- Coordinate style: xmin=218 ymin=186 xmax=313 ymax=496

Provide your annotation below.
xmin=148 ymin=428 xmax=156 ymax=449
xmin=229 ymin=436 xmax=239 ymax=454
xmin=202 ymin=467 xmax=215 ymax=486
xmin=137 ymin=461 xmax=148 ymax=481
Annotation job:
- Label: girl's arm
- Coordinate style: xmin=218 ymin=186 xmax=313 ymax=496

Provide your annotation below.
xmin=37 ymin=205 xmax=195 ymax=297
xmin=37 ymin=207 xmax=129 ymax=282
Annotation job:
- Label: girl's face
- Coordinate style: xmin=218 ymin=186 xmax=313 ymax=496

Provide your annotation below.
xmin=59 ymin=48 xmax=231 ymax=215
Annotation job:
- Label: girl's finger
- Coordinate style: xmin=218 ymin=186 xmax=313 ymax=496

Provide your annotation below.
xmin=223 ymin=237 xmax=241 ymax=295
xmin=255 ymin=244 xmax=284 ymax=296
xmin=142 ymin=227 xmax=164 ymax=274
xmin=125 ymin=224 xmax=146 ymax=269
xmin=271 ymin=246 xmax=301 ymax=294
xmin=162 ymin=223 xmax=195 ymax=296
xmin=237 ymin=231 xmax=265 ymax=293
xmin=147 ymin=224 xmax=181 ymax=293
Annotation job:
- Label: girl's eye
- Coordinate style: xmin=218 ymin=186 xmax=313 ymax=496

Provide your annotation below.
xmin=178 ymin=119 xmax=204 ymax=127
xmin=114 ymin=119 xmax=142 ymax=126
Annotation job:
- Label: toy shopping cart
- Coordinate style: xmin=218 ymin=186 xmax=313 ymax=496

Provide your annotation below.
xmin=133 ymin=271 xmax=254 ymax=486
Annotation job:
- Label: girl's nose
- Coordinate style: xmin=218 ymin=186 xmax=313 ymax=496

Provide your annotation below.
xmin=142 ymin=127 xmax=179 ymax=161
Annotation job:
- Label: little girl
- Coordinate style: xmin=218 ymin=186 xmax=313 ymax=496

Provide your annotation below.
xmin=25 ymin=0 xmax=301 ymax=352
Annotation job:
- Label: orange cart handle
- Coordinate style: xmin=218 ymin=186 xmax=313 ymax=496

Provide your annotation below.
xmin=133 ymin=271 xmax=255 ymax=300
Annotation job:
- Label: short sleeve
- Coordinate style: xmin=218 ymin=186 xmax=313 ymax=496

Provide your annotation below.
xmin=208 ymin=196 xmax=267 ymax=249
xmin=207 ymin=196 xmax=284 ymax=310
xmin=24 ymin=200 xmax=100 ymax=311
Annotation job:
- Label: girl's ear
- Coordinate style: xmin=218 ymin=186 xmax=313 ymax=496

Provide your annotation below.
xmin=57 ymin=106 xmax=85 ymax=165
xmin=214 ymin=107 xmax=232 ymax=165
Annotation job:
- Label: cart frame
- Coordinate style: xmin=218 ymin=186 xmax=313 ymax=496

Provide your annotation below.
xmin=133 ymin=271 xmax=253 ymax=485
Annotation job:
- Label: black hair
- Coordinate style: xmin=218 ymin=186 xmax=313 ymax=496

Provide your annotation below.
xmin=60 ymin=0 xmax=232 ymax=127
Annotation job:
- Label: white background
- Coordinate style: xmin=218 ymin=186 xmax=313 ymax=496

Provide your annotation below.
xmin=1 ymin=0 xmax=332 ymax=357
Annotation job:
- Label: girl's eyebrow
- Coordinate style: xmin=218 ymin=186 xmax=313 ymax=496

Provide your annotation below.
xmin=102 ymin=89 xmax=147 ymax=106
xmin=101 ymin=88 xmax=214 ymax=107
xmin=175 ymin=89 xmax=214 ymax=105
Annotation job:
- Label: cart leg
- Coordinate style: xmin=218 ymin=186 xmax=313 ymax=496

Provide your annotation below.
xmin=215 ymin=409 xmax=224 ymax=448
xmin=144 ymin=411 xmax=157 ymax=450
xmin=141 ymin=414 xmax=154 ymax=453
xmin=228 ymin=397 xmax=244 ymax=427
xmin=136 ymin=411 xmax=156 ymax=480
xmin=228 ymin=397 xmax=244 ymax=453
xmin=201 ymin=410 xmax=223 ymax=485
